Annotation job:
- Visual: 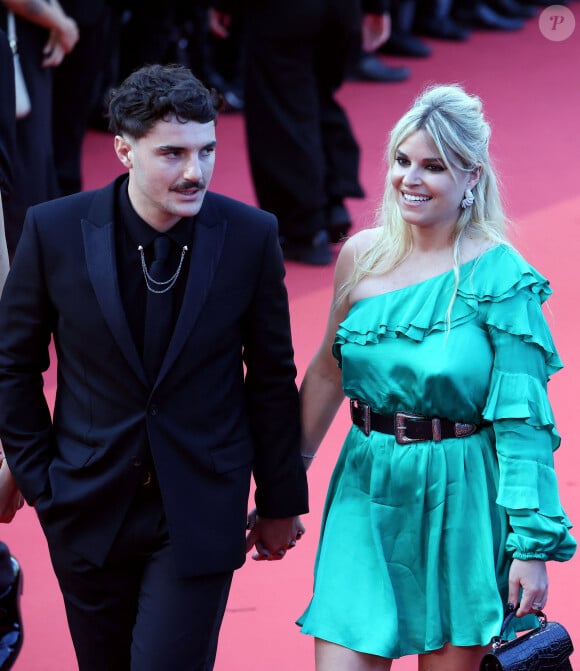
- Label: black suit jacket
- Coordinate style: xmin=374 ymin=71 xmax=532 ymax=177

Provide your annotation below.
xmin=0 ymin=177 xmax=308 ymax=576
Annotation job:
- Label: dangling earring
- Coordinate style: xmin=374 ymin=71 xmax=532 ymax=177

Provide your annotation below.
xmin=461 ymin=188 xmax=474 ymax=209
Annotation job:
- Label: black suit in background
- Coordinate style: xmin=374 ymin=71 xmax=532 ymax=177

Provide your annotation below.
xmin=0 ymin=173 xmax=308 ymax=668
xmin=0 ymin=7 xmax=58 ymax=257
xmin=214 ymin=0 xmax=389 ymax=260
xmin=0 ymin=27 xmax=15 ymax=203
xmin=51 ymin=0 xmax=108 ymax=196
xmin=0 ymin=28 xmax=25 ymax=671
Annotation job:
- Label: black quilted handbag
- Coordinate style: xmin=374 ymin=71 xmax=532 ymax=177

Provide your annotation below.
xmin=480 ymin=607 xmax=574 ymax=671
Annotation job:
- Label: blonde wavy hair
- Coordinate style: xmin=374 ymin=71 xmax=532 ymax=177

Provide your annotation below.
xmin=340 ymin=84 xmax=509 ymax=303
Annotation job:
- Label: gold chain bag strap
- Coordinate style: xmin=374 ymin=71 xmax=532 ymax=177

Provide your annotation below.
xmin=480 ymin=606 xmax=574 ymax=671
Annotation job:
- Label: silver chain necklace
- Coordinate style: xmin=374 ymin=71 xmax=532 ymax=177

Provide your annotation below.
xmin=137 ymin=244 xmax=188 ymax=294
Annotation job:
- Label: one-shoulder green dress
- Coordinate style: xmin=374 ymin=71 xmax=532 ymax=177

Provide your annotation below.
xmin=298 ymin=244 xmax=576 ymax=658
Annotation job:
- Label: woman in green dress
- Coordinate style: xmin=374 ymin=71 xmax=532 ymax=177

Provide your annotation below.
xmin=297 ymin=84 xmax=576 ymax=670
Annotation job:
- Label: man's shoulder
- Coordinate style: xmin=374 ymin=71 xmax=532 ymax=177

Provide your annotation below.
xmin=30 ymin=179 xmax=117 ymax=219
xmin=204 ymin=191 xmax=276 ymax=225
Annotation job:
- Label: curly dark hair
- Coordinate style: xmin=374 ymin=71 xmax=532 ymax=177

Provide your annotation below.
xmin=107 ymin=63 xmax=224 ymax=138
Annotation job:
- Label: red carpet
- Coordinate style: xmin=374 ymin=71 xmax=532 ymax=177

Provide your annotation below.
xmin=3 ymin=7 xmax=580 ymax=669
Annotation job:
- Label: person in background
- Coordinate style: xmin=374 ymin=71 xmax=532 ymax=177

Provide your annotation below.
xmin=0 ymin=27 xmax=24 ymax=671
xmin=51 ymin=0 xmax=108 ymax=196
xmin=347 ymin=43 xmax=410 ymax=83
xmin=379 ymin=0 xmax=432 ymax=57
xmin=451 ymin=0 xmax=528 ymax=30
xmin=0 ymin=0 xmax=78 ymax=258
xmin=0 ymin=26 xmax=15 ymax=213
xmin=0 ymin=542 xmax=22 ymax=671
xmin=172 ymin=1 xmax=246 ymax=113
xmin=296 ymin=83 xmax=575 ymax=669
xmin=347 ymin=4 xmax=410 ymax=85
xmin=210 ymin=0 xmax=391 ymax=266
xmin=414 ymin=0 xmax=472 ymax=40
xmin=0 ymin=63 xmax=307 ymax=670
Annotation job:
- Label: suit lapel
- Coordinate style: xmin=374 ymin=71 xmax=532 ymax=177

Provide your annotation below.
xmin=82 ymin=182 xmax=148 ymax=386
xmin=156 ymin=194 xmax=227 ymax=384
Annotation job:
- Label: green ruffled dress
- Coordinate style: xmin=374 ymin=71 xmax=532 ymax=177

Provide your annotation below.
xmin=298 ymin=244 xmax=576 ymax=658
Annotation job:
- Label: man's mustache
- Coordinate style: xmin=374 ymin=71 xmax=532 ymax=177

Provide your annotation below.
xmin=172 ymin=180 xmax=206 ymax=191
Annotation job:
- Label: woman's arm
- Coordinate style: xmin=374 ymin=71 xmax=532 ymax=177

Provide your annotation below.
xmin=299 ymin=237 xmax=359 ymax=470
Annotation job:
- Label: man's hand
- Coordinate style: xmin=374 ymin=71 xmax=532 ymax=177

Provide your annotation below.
xmin=361 ymin=13 xmax=391 ymax=53
xmin=42 ymin=14 xmax=79 ymax=67
xmin=245 ymin=510 xmax=305 ymax=561
xmin=208 ymin=9 xmax=232 ymax=39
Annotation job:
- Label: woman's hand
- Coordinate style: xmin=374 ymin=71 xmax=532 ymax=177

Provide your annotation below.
xmin=245 ymin=508 xmax=305 ymax=560
xmin=0 ymin=458 xmax=25 ymax=523
xmin=508 ymin=558 xmax=548 ymax=616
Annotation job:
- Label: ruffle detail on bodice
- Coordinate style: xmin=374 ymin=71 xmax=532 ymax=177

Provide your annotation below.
xmin=334 ymin=271 xmax=471 ymax=355
xmin=334 ymin=245 xmax=559 ymax=371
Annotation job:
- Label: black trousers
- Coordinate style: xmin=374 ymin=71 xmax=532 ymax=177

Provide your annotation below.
xmin=52 ymin=11 xmax=107 ymax=197
xmin=241 ymin=0 xmax=365 ymax=241
xmin=47 ymin=484 xmax=233 ymax=671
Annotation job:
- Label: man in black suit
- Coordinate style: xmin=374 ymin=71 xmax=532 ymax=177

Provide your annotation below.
xmin=0 ymin=63 xmax=308 ymax=671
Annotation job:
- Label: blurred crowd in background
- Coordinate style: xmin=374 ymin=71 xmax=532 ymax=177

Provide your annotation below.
xmin=0 ymin=0 xmax=572 ymax=266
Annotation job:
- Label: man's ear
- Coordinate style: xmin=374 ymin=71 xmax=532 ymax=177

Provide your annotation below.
xmin=114 ymin=135 xmax=133 ymax=169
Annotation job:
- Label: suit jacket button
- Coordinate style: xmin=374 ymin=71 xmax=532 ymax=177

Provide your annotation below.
xmin=149 ymin=404 xmax=159 ymax=416
xmin=131 ymin=457 xmax=142 ymax=467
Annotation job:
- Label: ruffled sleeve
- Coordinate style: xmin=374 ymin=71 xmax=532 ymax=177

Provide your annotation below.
xmin=477 ymin=246 xmax=576 ymax=561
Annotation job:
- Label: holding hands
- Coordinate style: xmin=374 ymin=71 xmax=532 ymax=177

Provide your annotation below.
xmin=246 ymin=509 xmax=305 ymax=561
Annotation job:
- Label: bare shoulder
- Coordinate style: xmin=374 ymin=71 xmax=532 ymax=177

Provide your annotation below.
xmin=348 ymin=227 xmax=381 ymax=251
xmin=340 ymin=227 xmax=381 ymax=260
xmin=461 ymin=234 xmax=499 ymax=264
xmin=335 ymin=228 xmax=379 ymax=279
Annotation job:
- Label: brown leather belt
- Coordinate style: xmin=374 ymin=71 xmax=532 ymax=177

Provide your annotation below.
xmin=350 ymin=399 xmax=483 ymax=444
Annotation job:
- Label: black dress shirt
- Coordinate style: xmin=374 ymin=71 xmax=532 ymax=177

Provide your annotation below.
xmin=115 ymin=178 xmax=195 ymax=359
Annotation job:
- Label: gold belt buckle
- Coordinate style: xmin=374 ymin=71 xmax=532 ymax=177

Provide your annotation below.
xmin=394 ymin=411 xmax=432 ymax=445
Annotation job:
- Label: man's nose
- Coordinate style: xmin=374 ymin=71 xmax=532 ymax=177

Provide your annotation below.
xmin=184 ymin=155 xmax=202 ymax=180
